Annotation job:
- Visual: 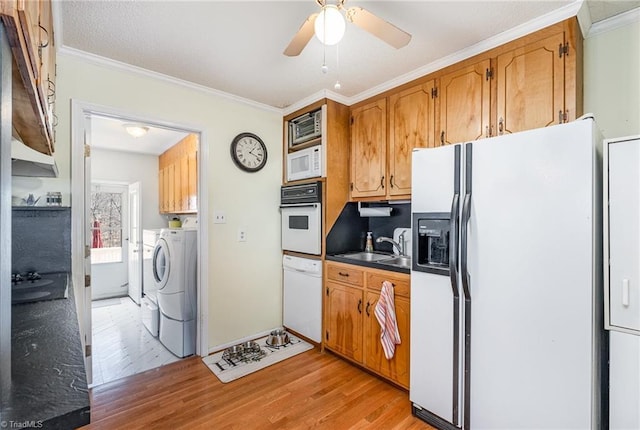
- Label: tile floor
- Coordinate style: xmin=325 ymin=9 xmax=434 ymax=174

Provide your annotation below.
xmin=90 ymin=296 xmax=181 ymax=387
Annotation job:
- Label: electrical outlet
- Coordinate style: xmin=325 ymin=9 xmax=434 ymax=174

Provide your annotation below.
xmin=237 ymin=228 xmax=247 ymax=242
xmin=213 ymin=211 xmax=226 ymax=224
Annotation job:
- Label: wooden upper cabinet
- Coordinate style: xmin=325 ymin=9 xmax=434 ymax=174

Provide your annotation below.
xmin=496 ymin=32 xmax=565 ymax=135
xmin=2 ymin=0 xmax=57 ymax=155
xmin=16 ymin=0 xmax=40 ymax=80
xmin=438 ymin=59 xmax=491 ymax=145
xmin=388 ymin=80 xmax=436 ymax=197
xmin=350 ymin=98 xmax=387 ymax=199
xmin=159 ymin=134 xmax=198 ymax=214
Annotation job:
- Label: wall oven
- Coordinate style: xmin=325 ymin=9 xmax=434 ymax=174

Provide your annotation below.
xmin=280 ymin=182 xmax=322 ymax=255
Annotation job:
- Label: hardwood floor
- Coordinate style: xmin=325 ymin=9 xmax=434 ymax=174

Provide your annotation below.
xmin=82 ymin=347 xmax=434 ymax=429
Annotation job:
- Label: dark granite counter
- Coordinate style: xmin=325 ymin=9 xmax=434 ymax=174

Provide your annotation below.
xmin=326 ymin=253 xmax=410 ymax=274
xmin=4 ymin=274 xmax=90 ymax=428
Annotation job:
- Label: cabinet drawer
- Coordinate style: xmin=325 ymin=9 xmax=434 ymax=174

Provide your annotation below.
xmin=326 ymin=263 xmax=364 ymax=287
xmin=367 ymin=272 xmax=410 ymax=298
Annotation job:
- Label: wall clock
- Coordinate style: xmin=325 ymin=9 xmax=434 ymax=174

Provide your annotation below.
xmin=230 ymin=132 xmax=268 ymax=172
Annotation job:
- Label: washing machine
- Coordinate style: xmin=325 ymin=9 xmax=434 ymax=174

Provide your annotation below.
xmin=152 ymin=228 xmax=197 ymax=357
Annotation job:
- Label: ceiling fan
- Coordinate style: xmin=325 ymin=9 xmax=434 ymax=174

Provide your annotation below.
xmin=284 ymin=0 xmax=412 ymax=56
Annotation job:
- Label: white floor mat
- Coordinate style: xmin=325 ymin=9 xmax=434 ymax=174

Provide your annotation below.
xmin=202 ymin=333 xmax=314 ymax=383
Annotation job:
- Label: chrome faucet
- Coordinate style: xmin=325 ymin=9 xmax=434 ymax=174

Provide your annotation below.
xmin=376 ymin=235 xmax=405 ymax=256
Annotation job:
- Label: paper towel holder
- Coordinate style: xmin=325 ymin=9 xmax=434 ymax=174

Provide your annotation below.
xmin=358 ymin=202 xmax=392 ymax=217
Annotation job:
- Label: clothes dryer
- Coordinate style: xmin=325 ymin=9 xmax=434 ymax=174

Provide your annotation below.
xmin=152 ymin=228 xmax=197 ymax=357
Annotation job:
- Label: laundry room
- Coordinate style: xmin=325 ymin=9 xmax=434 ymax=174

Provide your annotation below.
xmin=87 ymin=115 xmax=200 ymax=386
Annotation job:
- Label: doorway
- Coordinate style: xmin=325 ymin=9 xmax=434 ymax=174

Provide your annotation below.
xmin=70 ymin=100 xmax=209 ymax=386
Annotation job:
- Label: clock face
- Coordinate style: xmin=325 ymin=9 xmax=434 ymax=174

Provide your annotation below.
xmin=230 ymin=133 xmax=268 ymax=172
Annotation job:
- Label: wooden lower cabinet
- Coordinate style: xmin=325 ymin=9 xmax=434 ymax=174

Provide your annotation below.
xmin=324 ymin=261 xmax=410 ymax=388
xmin=363 ymin=291 xmax=410 ymax=388
xmin=324 ymin=281 xmax=363 ymax=362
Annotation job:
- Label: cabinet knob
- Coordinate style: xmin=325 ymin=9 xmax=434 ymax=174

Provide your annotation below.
xmin=365 ymin=302 xmax=371 ymax=316
xmin=380 ymin=176 xmax=385 ymax=189
xmin=498 ymin=117 xmax=504 ymax=135
xmin=389 ymin=175 xmax=394 ymax=188
xmin=440 ymin=131 xmax=445 ymax=146
xmin=357 ymin=299 xmax=362 ymax=314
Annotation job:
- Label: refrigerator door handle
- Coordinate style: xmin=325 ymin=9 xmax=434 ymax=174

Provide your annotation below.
xmin=449 ymin=193 xmax=460 ymax=287
xmin=460 ymin=192 xmax=471 ymax=296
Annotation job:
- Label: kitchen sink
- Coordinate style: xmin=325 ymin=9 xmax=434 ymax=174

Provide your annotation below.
xmin=378 ymin=256 xmax=412 ymax=269
xmin=336 ymin=252 xmax=395 ymax=262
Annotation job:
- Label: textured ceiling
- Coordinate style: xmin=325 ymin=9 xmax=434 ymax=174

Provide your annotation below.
xmin=57 ymin=1 xmax=640 ymax=110
xmin=58 ymin=1 xmax=639 ymax=154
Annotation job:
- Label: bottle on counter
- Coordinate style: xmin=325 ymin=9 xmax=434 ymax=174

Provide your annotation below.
xmin=365 ymin=231 xmax=374 ymax=253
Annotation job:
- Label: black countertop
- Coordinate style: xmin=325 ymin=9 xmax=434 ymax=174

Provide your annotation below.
xmin=4 ymin=274 xmax=90 ymax=428
xmin=325 ymin=253 xmax=410 ymax=274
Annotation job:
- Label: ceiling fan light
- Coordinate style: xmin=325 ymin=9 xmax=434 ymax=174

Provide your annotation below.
xmin=314 ymin=5 xmax=345 ymax=46
xmin=123 ymin=123 xmax=149 ymax=138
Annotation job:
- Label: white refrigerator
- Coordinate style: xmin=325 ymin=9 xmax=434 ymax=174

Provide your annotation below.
xmin=410 ymin=118 xmax=607 ymax=429
xmin=603 ymin=135 xmax=640 ymax=430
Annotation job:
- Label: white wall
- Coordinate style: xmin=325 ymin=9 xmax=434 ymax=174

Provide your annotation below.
xmin=91 ymin=147 xmax=166 ymax=230
xmin=54 ymin=53 xmax=283 ymax=350
xmin=584 ymin=12 xmax=640 ymax=139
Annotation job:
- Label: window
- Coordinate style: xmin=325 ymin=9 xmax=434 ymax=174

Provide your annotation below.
xmin=90 ymin=185 xmax=125 ymax=264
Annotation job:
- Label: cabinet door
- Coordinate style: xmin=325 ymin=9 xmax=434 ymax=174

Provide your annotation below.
xmin=166 ymin=163 xmax=176 ymax=212
xmin=607 ymin=138 xmax=640 ymax=333
xmin=439 ymin=59 xmax=491 ymax=145
xmin=351 ymin=99 xmax=387 ymax=199
xmin=37 ymin=0 xmax=55 ymax=138
xmin=180 ymin=154 xmax=189 ymax=211
xmin=187 ymin=146 xmax=198 ymax=211
xmin=388 ymin=81 xmax=436 ymax=197
xmin=324 ymin=281 xmax=363 ymax=362
xmin=174 ymin=160 xmax=182 ymax=212
xmin=158 ymin=167 xmax=166 ymax=213
xmin=16 ymin=0 xmax=41 ymax=82
xmin=496 ymin=33 xmax=565 ymax=135
xmin=363 ymin=291 xmax=410 ymax=388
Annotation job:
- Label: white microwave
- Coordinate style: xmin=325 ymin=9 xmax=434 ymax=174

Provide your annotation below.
xmin=287 ymin=145 xmax=322 ymax=182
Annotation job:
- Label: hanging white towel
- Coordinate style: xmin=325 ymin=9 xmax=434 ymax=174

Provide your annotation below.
xmin=374 ymin=280 xmax=401 ymax=360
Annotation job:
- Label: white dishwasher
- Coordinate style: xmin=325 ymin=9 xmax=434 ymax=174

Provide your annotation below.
xmin=283 ymin=255 xmax=322 ymax=343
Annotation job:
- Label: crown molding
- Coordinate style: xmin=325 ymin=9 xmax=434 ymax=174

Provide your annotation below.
xmin=348 ymin=1 xmax=583 ymax=106
xmin=58 ymin=46 xmax=283 ymax=115
xmin=587 ymin=7 xmax=640 ymax=38
xmin=57 ymin=1 xmax=612 ymax=118
xmin=281 ymin=89 xmax=351 ymax=116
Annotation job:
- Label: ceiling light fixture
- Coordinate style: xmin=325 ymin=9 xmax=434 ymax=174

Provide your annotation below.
xmin=314 ymin=4 xmax=345 ymax=46
xmin=123 ymin=124 xmax=149 ymax=138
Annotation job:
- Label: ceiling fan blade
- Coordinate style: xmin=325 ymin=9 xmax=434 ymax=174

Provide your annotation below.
xmin=345 ymin=7 xmax=411 ymax=49
xmin=283 ymin=13 xmax=319 ymax=57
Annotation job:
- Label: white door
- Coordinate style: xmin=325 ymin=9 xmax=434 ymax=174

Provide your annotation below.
xmin=607 ymin=137 xmax=640 ymax=333
xmin=83 ymin=114 xmax=93 ymax=384
xmin=89 ymin=183 xmax=129 ymax=299
xmin=128 ymin=182 xmax=142 ymax=304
